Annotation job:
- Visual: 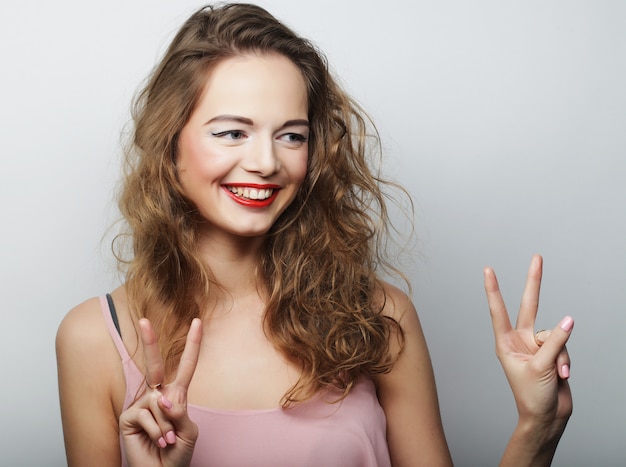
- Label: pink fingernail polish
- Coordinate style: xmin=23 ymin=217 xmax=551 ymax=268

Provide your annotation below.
xmin=158 ymin=437 xmax=167 ymax=448
xmin=560 ymin=316 xmax=574 ymax=332
xmin=165 ymin=430 xmax=176 ymax=444
xmin=161 ymin=396 xmax=173 ymax=409
xmin=561 ymin=364 xmax=570 ymax=379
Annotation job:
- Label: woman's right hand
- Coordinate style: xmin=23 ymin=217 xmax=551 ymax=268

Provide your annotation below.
xmin=485 ymin=256 xmax=574 ymax=465
xmin=119 ymin=318 xmax=202 ymax=467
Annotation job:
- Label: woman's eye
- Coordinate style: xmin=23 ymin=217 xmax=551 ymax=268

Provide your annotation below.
xmin=280 ymin=133 xmax=308 ymax=146
xmin=212 ymin=130 xmax=246 ymax=140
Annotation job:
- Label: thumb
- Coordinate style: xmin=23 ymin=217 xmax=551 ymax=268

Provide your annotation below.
xmin=533 ymin=316 xmax=574 ymax=370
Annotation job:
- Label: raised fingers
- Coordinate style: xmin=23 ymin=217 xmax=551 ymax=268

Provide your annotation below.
xmin=122 ymin=318 xmax=202 ymax=459
xmin=173 ymin=318 xmax=203 ymax=390
xmin=139 ymin=318 xmax=165 ymax=389
xmin=516 ymin=255 xmax=543 ymax=331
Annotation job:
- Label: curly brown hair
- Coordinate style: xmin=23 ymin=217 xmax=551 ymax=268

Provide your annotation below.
xmin=116 ymin=2 xmax=410 ymax=406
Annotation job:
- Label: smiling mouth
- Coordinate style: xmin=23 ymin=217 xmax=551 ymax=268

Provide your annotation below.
xmin=225 ymin=185 xmax=275 ymax=200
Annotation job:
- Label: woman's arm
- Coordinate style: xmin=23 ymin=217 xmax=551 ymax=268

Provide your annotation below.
xmin=375 ymin=284 xmax=454 ymax=467
xmin=56 ymin=298 xmax=124 ymax=466
xmin=57 ymin=298 xmax=202 ymax=467
xmin=377 ymin=255 xmax=573 ymax=466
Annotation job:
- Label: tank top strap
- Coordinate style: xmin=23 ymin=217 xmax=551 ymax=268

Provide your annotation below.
xmin=106 ymin=293 xmax=122 ymax=336
xmin=99 ymin=294 xmax=131 ymax=361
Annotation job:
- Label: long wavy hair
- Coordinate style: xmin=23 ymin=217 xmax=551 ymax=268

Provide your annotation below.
xmin=116 ymin=2 xmax=410 ymax=406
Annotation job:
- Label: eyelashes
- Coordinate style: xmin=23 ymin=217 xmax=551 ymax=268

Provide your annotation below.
xmin=281 ymin=133 xmax=308 ymax=143
xmin=210 ymin=130 xmax=245 ymax=140
xmin=278 ymin=133 xmax=308 ymax=148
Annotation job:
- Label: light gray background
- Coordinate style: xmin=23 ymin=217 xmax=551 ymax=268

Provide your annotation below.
xmin=1 ymin=1 xmax=624 ymax=465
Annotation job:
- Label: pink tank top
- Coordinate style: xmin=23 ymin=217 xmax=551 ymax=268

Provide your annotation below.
xmin=99 ymin=296 xmax=392 ymax=466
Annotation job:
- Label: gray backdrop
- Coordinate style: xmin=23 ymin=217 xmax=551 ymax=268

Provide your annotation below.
xmin=1 ymin=1 xmax=624 ymax=465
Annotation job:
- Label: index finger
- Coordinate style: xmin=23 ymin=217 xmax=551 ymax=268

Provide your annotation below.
xmin=172 ymin=318 xmax=203 ymax=389
xmin=484 ymin=266 xmax=513 ymax=338
xmin=139 ymin=318 xmax=165 ymax=389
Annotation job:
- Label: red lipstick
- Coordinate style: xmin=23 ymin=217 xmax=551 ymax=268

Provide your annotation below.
xmin=222 ymin=184 xmax=280 ymax=208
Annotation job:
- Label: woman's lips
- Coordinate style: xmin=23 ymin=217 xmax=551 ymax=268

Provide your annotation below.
xmin=223 ymin=184 xmax=280 ymax=207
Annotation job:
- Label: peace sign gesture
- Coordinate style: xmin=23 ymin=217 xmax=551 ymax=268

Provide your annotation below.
xmin=119 ymin=318 xmax=202 ymax=467
xmin=485 ymin=255 xmax=574 ymax=464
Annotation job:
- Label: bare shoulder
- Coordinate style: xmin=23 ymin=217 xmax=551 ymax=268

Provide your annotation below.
xmin=56 ymin=287 xmax=132 ymax=357
xmin=378 ymin=281 xmax=421 ymax=335
xmin=57 ymin=297 xmax=106 ymax=349
xmin=56 ymin=292 xmax=129 ymax=403
xmin=56 ymin=297 xmax=121 ymax=371
xmin=56 ymin=295 xmax=124 ymax=400
xmin=56 ymin=296 xmax=125 ymax=465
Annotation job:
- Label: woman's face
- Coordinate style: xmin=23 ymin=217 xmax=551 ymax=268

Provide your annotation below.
xmin=177 ymin=53 xmax=309 ymax=243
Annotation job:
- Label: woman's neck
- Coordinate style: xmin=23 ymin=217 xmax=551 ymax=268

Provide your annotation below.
xmin=196 ymin=232 xmax=266 ymax=299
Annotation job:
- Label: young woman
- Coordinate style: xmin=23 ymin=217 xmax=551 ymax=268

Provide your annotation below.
xmin=56 ymin=4 xmax=573 ymax=466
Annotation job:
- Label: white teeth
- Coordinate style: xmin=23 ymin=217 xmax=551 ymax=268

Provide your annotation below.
xmin=227 ymin=186 xmax=274 ymax=200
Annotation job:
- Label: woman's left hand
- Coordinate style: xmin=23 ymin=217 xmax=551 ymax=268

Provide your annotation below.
xmin=484 ymin=255 xmax=574 ymax=438
xmin=119 ymin=318 xmax=202 ymax=467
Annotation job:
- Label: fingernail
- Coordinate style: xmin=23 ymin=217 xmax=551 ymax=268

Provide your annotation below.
xmin=560 ymin=316 xmax=574 ymax=332
xmin=561 ymin=364 xmax=570 ymax=379
xmin=161 ymin=395 xmax=172 ymax=409
xmin=158 ymin=437 xmax=167 ymax=448
xmin=165 ymin=430 xmax=176 ymax=444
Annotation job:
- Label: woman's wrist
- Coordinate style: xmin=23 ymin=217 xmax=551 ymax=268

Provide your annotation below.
xmin=517 ymin=410 xmax=570 ymax=443
xmin=500 ymin=415 xmax=569 ymax=467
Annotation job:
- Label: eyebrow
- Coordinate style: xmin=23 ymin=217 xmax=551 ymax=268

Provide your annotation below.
xmin=205 ymin=115 xmax=309 ymax=129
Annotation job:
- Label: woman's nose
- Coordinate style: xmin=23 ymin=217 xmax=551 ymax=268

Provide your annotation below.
xmin=241 ymin=136 xmax=281 ymax=176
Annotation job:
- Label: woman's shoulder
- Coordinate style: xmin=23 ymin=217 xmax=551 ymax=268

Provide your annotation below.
xmin=377 ymin=280 xmax=419 ymax=330
xmin=56 ymin=290 xmax=129 ymax=411
xmin=57 ymin=292 xmax=129 ymax=464
xmin=57 ymin=296 xmax=107 ymax=347
xmin=57 ymin=286 xmax=129 ymax=343
xmin=56 ymin=288 xmax=129 ymax=375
